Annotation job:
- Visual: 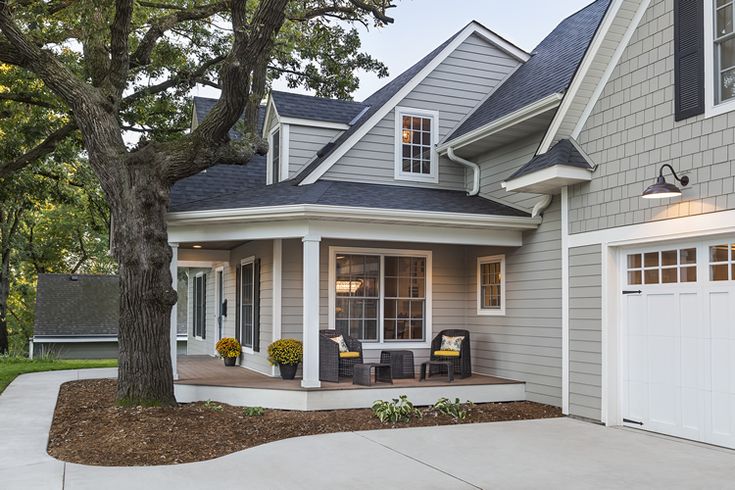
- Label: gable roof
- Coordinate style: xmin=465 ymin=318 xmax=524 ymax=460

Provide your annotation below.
xmin=505 ymin=138 xmax=593 ymax=181
xmin=270 ymin=91 xmax=367 ymax=125
xmin=291 ymin=22 xmax=529 ymax=185
xmin=34 ymin=274 xmax=120 ymax=337
xmin=192 ymin=97 xmax=267 ymax=139
xmin=169 ymin=177 xmax=529 ymax=217
xmin=446 ymin=0 xmax=612 ymax=144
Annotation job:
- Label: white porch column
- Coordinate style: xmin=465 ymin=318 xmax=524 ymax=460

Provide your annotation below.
xmin=169 ymin=242 xmax=179 ymax=380
xmin=301 ymin=235 xmax=321 ymax=388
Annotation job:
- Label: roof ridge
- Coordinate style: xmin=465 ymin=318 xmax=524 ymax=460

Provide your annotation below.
xmin=271 ymin=90 xmax=366 ymax=105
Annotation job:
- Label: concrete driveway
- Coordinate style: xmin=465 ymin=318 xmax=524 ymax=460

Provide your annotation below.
xmin=1 ymin=369 xmax=734 ymax=489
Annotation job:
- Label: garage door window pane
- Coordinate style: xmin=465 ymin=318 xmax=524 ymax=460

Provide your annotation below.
xmin=628 ymin=270 xmax=642 ymax=285
xmin=662 ymin=268 xmax=678 ymax=283
xmin=644 ymin=252 xmax=659 ymax=267
xmin=627 ymin=254 xmax=642 ymax=269
xmin=681 ymin=266 xmax=697 ymax=282
xmin=711 ymin=245 xmax=729 ymax=262
xmin=644 ymin=269 xmax=660 ymax=284
xmin=680 ymin=248 xmax=696 ymax=265
xmin=662 ymin=250 xmax=677 ymax=266
xmin=711 ymin=264 xmax=729 ymax=281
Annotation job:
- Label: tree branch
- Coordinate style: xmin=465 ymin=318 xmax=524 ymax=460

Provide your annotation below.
xmin=0 ymin=92 xmax=56 ymax=109
xmin=108 ymin=0 xmax=135 ymax=98
xmin=130 ymin=1 xmax=229 ymax=69
xmin=348 ymin=0 xmax=394 ymax=24
xmin=0 ymin=122 xmax=77 ymax=177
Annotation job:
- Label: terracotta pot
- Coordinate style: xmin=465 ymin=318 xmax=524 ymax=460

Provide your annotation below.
xmin=279 ymin=363 xmax=298 ymax=380
xmin=223 ymin=356 xmax=237 ymax=367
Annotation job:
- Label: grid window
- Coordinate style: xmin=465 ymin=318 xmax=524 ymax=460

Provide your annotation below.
xmin=384 ymin=256 xmax=426 ymax=341
xmin=479 ymin=259 xmax=503 ymax=310
xmin=709 ymin=243 xmax=735 ymax=281
xmin=241 ymin=262 xmax=255 ymax=348
xmin=715 ymin=1 xmax=735 ymax=103
xmin=626 ymin=248 xmax=697 ymax=285
xmin=395 ymin=108 xmax=437 ymax=181
xmin=270 ymin=129 xmax=280 ymax=183
xmin=335 ymin=254 xmax=380 ymax=341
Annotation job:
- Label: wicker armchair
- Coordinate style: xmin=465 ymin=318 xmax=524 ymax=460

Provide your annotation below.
xmin=430 ymin=329 xmax=471 ymax=378
xmin=319 ymin=329 xmax=363 ymax=383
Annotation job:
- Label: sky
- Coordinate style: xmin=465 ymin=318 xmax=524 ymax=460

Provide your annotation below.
xmin=194 ymin=0 xmax=593 ymax=101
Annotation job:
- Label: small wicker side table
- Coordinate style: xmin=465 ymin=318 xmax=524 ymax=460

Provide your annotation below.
xmin=419 ymin=360 xmax=454 ymax=382
xmin=352 ymin=363 xmax=393 ymax=386
xmin=379 ymin=350 xmax=415 ymax=379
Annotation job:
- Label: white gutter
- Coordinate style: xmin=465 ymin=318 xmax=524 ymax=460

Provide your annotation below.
xmin=437 ymin=93 xmax=564 ymax=153
xmin=167 ymin=204 xmax=542 ymax=230
xmin=446 ymin=147 xmax=480 ymax=196
xmin=531 ymin=194 xmax=553 ymax=218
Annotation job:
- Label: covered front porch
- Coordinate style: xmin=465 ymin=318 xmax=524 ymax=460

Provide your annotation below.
xmin=174 ymin=355 xmax=526 ymax=410
xmin=166 ymin=203 xmax=541 ymax=407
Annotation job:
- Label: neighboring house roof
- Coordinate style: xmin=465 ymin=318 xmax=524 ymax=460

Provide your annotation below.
xmin=34 ymin=274 xmax=120 ymax=337
xmin=169 ymin=177 xmax=529 ymax=217
xmin=289 ymin=28 xmax=467 ymax=184
xmin=446 ymin=0 xmax=612 ymax=143
xmin=506 ymin=138 xmax=593 ymax=181
xmin=34 ymin=274 xmax=188 ymax=338
xmin=270 ymin=91 xmax=367 ymax=125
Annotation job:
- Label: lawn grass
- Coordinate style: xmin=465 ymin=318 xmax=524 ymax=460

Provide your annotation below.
xmin=0 ymin=357 xmax=117 ymax=394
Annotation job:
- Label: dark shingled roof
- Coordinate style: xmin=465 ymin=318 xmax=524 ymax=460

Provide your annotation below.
xmin=34 ymin=274 xmax=120 ymax=337
xmin=170 ymin=178 xmax=530 ymax=217
xmin=506 ymin=139 xmax=593 ymax=181
xmin=290 ymin=28 xmax=464 ymax=184
xmin=447 ymin=0 xmax=612 ymax=142
xmin=192 ymin=97 xmax=266 ymax=139
xmin=271 ymin=91 xmax=367 ymax=124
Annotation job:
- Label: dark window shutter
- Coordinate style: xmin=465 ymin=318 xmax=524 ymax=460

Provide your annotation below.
xmin=253 ymin=259 xmax=261 ymax=352
xmin=201 ymin=274 xmax=206 ymax=339
xmin=235 ymin=265 xmax=241 ymax=344
xmin=674 ymin=0 xmax=705 ymax=121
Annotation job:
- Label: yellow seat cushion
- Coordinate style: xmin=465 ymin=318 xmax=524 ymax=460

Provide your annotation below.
xmin=339 ymin=351 xmax=360 ymax=359
xmin=434 ymin=350 xmax=460 ymax=357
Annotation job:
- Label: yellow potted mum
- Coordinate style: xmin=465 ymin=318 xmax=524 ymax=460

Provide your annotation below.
xmin=268 ymin=339 xmax=303 ymax=380
xmin=216 ymin=337 xmax=241 ymax=366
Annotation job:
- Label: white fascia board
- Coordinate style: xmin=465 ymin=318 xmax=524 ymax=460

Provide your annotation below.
xmin=538 ymin=0 xmax=631 ymax=152
xmin=262 ymin=96 xmax=279 ymax=139
xmin=32 ymin=335 xmax=188 ymax=343
xmin=437 ymin=93 xmax=563 ymax=153
xmin=167 ymin=203 xmax=541 ymax=230
xmin=298 ymin=23 xmax=507 ymax=185
xmin=278 ymin=117 xmax=349 ymax=131
xmin=573 ymin=0 xmax=651 ymax=138
xmin=469 ymin=21 xmax=531 ymax=62
xmin=503 ymin=165 xmax=592 ymax=193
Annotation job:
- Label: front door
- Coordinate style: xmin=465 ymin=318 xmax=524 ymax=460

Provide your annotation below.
xmin=621 ymin=239 xmax=735 ymax=449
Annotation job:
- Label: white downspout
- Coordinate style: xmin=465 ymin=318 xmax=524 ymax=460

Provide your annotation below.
xmin=447 ymin=147 xmax=480 ymax=196
xmin=531 ymin=194 xmax=553 ymax=218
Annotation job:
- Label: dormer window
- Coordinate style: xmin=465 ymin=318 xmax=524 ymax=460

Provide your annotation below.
xmin=269 ymin=128 xmax=281 ymax=184
xmin=394 ymin=107 xmax=439 ymax=183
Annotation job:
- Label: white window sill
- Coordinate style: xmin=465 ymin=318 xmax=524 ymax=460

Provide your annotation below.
xmin=394 ymin=172 xmax=438 ymax=184
xmin=705 ymin=98 xmax=735 ymax=119
xmin=477 ymin=308 xmax=506 ymax=317
xmin=241 ymin=346 xmax=255 ymax=355
xmin=361 ymin=341 xmax=431 ymax=350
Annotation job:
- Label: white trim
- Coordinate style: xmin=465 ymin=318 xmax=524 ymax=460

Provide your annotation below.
xmin=272 ymin=239 xmax=283 ymax=377
xmin=267 ymin=125 xmax=285 ymax=185
xmin=572 ymin=0 xmax=652 ymax=139
xmin=192 ymin=271 xmax=206 ymax=341
xmin=502 ymin=165 xmax=593 ymax=193
xmin=438 ymin=93 xmax=563 ymax=153
xmin=561 ymin=186 xmax=570 ymax=415
xmin=394 ymin=106 xmax=440 ymax=183
xmin=239 ymin=256 xmax=257 ymax=351
xmin=262 ymin=96 xmax=279 ymax=139
xmin=213 ymin=265 xmax=225 ymax=356
xmin=328 ymin=246 xmax=433 ymax=350
xmin=302 ymin=236 xmax=322 ymax=388
xmin=278 ymin=117 xmax=350 ymax=130
xmin=538 ymin=0 xmax=625 ymax=152
xmin=168 ymin=203 xmax=541 ymax=230
xmin=281 ymin=124 xmax=289 ymax=181
xmin=704 ymin=0 xmax=735 ymax=118
xmin=299 ymin=22 xmax=528 ymax=185
xmin=476 ymin=254 xmax=506 ymax=316
xmin=170 ymin=242 xmax=179 ymax=379
xmin=32 ymin=335 xmax=188 ymax=343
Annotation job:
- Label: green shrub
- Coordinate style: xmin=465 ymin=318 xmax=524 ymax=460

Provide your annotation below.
xmin=431 ymin=397 xmax=473 ymax=420
xmin=243 ymin=406 xmax=265 ymax=417
xmin=267 ymin=338 xmax=303 ymax=366
xmin=203 ymin=400 xmax=223 ymax=412
xmin=371 ymin=395 xmax=421 ymax=423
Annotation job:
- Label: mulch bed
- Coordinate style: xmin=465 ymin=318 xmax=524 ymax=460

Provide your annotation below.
xmin=48 ymin=379 xmax=562 ymax=466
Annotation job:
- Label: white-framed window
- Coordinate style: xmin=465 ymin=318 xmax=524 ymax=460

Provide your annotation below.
xmin=267 ymin=126 xmax=286 ymax=184
xmin=394 ymin=106 xmax=439 ymax=183
xmin=193 ymin=272 xmax=207 ymax=339
xmin=329 ymin=247 xmax=432 ymax=348
xmin=706 ymin=0 xmax=735 ymax=116
xmin=237 ymin=257 xmax=260 ymax=352
xmin=477 ymin=255 xmax=506 ymax=316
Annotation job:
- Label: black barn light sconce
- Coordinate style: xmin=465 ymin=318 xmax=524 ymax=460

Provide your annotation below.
xmin=641 ymin=164 xmax=689 ymax=199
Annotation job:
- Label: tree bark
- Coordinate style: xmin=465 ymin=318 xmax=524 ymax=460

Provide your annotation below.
xmin=107 ymin=162 xmax=177 ymax=406
xmin=0 ymin=246 xmax=10 ymax=354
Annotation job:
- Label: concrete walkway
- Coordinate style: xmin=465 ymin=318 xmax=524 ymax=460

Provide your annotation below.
xmin=2 ymin=369 xmax=735 ymax=489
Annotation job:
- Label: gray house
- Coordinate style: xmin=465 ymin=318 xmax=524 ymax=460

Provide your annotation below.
xmin=32 ymin=274 xmax=187 ymax=359
xmin=167 ymin=0 xmax=735 ymax=450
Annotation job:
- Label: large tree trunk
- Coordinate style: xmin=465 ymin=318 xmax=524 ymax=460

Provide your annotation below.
xmin=0 ymin=246 xmax=10 ymax=354
xmin=109 ymin=165 xmax=178 ymax=406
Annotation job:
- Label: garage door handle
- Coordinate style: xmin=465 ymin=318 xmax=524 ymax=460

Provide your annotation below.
xmin=623 ymin=418 xmax=643 ymax=426
xmin=622 ymin=290 xmax=642 ymax=295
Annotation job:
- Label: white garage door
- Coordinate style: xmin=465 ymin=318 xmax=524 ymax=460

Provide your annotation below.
xmin=622 ymin=239 xmax=735 ymax=449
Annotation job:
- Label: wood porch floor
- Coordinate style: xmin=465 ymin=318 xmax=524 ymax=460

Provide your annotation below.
xmin=175 ymin=355 xmax=522 ymax=391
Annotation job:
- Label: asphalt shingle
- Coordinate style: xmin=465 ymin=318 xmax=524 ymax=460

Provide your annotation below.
xmin=506 ymin=139 xmax=593 ymax=181
xmin=447 ymin=0 xmax=612 ymax=142
xmin=271 ymin=91 xmax=367 ymax=124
